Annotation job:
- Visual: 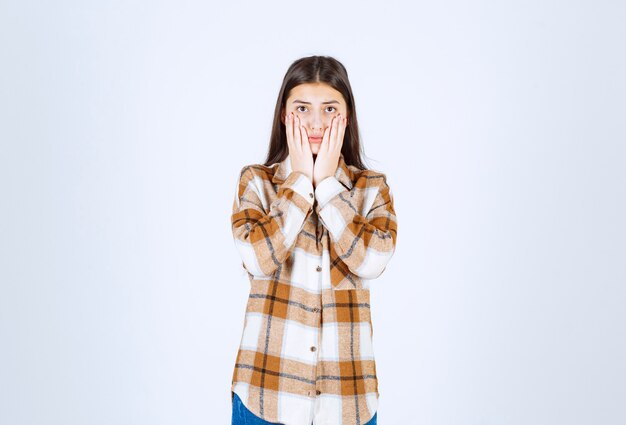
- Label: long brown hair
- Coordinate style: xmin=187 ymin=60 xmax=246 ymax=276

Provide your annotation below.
xmin=263 ymin=55 xmax=369 ymax=170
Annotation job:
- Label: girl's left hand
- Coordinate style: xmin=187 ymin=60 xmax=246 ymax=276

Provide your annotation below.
xmin=313 ymin=113 xmax=347 ymax=187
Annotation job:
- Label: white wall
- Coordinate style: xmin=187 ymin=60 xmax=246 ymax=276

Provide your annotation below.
xmin=1 ymin=1 xmax=624 ymax=424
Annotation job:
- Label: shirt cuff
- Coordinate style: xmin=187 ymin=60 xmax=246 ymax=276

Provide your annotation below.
xmin=314 ymin=175 xmax=347 ymax=210
xmin=286 ymin=171 xmax=315 ymax=208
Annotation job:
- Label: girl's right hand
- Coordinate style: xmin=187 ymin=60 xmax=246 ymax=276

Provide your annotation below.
xmin=285 ymin=111 xmax=314 ymax=183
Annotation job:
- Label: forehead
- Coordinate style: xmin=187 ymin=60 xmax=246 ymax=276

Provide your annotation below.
xmin=287 ymin=82 xmax=346 ymax=104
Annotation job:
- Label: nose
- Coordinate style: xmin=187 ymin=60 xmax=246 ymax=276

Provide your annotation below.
xmin=305 ymin=110 xmax=324 ymax=133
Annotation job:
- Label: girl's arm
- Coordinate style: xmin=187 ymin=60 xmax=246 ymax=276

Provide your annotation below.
xmin=231 ymin=165 xmax=314 ymax=278
xmin=314 ymin=172 xmax=398 ymax=279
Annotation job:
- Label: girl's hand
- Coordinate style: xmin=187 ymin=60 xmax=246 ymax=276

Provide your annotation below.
xmin=285 ymin=112 xmax=314 ymax=182
xmin=313 ymin=113 xmax=347 ymax=187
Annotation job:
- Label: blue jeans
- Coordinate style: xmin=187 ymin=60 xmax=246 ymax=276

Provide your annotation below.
xmin=232 ymin=391 xmax=377 ymax=425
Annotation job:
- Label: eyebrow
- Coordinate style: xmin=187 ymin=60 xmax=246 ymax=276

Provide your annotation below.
xmin=291 ymin=99 xmax=340 ymax=105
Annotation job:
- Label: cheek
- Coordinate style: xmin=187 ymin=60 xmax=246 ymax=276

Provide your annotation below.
xmin=324 ymin=115 xmax=338 ymax=127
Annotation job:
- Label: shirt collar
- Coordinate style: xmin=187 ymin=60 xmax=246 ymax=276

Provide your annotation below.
xmin=271 ymin=152 xmax=354 ymax=190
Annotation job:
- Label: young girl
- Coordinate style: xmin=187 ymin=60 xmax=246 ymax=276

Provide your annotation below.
xmin=230 ymin=55 xmax=398 ymax=425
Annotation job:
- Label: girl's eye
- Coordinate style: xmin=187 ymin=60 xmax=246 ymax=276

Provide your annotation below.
xmin=295 ymin=106 xmax=338 ymax=113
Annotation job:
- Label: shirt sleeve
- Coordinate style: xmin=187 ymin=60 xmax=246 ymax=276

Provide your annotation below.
xmin=314 ymin=173 xmax=398 ymax=279
xmin=231 ymin=165 xmax=315 ymax=278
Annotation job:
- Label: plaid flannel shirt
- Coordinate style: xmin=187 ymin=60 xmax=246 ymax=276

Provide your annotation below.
xmin=230 ymin=152 xmax=398 ymax=425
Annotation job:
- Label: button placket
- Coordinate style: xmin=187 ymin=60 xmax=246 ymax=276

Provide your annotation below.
xmin=314 ymin=317 xmax=323 ymax=397
xmin=309 ymin=311 xmax=322 ymax=398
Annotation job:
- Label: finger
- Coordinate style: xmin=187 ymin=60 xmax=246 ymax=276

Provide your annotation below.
xmin=299 ymin=122 xmax=309 ymax=147
xmin=336 ymin=114 xmax=347 ymax=153
xmin=319 ymin=124 xmax=331 ymax=156
xmin=299 ymin=118 xmax=308 ymax=142
xmin=294 ymin=114 xmax=302 ymax=152
xmin=285 ymin=112 xmax=294 ymax=152
xmin=299 ymin=120 xmax=311 ymax=154
xmin=331 ymin=114 xmax=343 ymax=157
xmin=329 ymin=114 xmax=340 ymax=152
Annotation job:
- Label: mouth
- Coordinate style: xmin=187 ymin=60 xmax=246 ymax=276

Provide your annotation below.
xmin=309 ymin=137 xmax=323 ymax=144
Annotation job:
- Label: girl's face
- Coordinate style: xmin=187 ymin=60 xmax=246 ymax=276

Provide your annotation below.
xmin=282 ymin=82 xmax=349 ymax=156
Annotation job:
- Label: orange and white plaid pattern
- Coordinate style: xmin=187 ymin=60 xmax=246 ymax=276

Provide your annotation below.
xmin=230 ymin=152 xmax=397 ymax=425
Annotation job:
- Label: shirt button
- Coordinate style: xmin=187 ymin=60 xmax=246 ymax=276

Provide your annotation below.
xmin=310 ymin=346 xmax=316 ymax=352
xmin=309 ymin=192 xmax=314 ymax=198
xmin=316 ymin=390 xmax=321 ymax=395
xmin=316 ymin=266 xmax=322 ymax=272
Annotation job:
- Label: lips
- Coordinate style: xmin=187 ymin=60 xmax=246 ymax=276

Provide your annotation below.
xmin=309 ymin=137 xmax=323 ymax=143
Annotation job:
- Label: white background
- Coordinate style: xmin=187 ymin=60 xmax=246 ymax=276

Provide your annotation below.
xmin=1 ymin=1 xmax=625 ymax=424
